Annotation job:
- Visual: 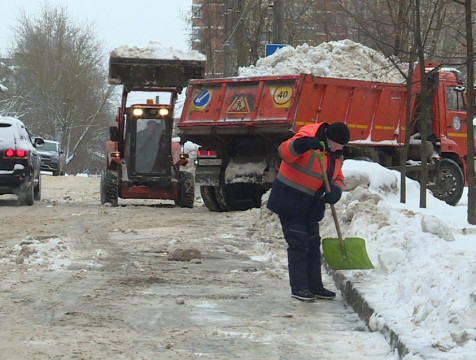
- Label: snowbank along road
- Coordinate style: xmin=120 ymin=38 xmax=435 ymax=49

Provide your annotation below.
xmin=0 ymin=175 xmax=396 ymax=360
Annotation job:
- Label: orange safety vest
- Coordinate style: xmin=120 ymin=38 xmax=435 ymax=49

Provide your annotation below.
xmin=277 ymin=123 xmax=344 ymax=196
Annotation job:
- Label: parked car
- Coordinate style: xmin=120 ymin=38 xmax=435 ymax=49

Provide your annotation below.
xmin=36 ymin=139 xmax=65 ymax=176
xmin=0 ymin=116 xmax=44 ymax=205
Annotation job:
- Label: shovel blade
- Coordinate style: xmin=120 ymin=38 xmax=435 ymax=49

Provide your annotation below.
xmin=322 ymin=237 xmax=374 ymax=270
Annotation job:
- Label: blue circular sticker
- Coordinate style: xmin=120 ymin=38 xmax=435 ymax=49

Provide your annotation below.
xmin=192 ymin=89 xmax=211 ymax=108
xmin=453 ymin=116 xmax=461 ymax=131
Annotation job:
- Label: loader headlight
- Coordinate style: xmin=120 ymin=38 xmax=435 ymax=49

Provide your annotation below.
xmin=132 ymin=108 xmax=144 ymax=117
xmin=159 ymin=108 xmax=169 ymax=117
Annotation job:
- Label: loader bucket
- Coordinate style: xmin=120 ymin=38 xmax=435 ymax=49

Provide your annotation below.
xmin=109 ymin=57 xmax=206 ymax=88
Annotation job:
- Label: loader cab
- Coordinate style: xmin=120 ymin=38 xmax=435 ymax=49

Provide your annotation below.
xmin=124 ymin=101 xmax=173 ymax=181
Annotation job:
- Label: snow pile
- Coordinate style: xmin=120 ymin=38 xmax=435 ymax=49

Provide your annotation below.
xmin=111 ymin=41 xmax=206 ymax=61
xmin=250 ymin=160 xmax=476 ymax=359
xmin=239 ymin=39 xmax=405 ymax=83
xmin=1 ymin=236 xmax=72 ymax=270
xmin=0 ymin=234 xmax=105 ymax=272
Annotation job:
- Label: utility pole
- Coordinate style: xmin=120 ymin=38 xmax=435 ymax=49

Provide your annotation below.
xmin=272 ymin=0 xmax=285 ymax=44
xmin=224 ymin=1 xmax=233 ymax=76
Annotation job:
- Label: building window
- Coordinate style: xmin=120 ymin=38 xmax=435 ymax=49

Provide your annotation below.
xmin=192 ymin=27 xmax=202 ymax=42
xmin=192 ymin=4 xmax=202 ymax=19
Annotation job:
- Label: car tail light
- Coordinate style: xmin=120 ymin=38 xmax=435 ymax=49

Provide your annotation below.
xmin=16 ymin=149 xmax=27 ymax=157
xmin=4 ymin=149 xmax=27 ymax=158
xmin=5 ymin=149 xmax=15 ymax=157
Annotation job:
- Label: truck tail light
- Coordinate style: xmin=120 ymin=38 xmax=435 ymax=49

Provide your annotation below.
xmin=197 ymin=148 xmax=217 ymax=158
xmin=4 ymin=149 xmax=26 ymax=158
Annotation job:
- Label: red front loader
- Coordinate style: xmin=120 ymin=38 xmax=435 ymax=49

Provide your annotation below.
xmin=100 ymin=56 xmax=205 ymax=207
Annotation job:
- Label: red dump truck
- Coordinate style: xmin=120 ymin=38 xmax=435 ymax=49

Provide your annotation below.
xmin=178 ymin=62 xmax=472 ymax=211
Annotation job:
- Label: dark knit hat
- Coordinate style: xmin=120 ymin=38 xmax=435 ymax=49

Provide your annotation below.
xmin=326 ymin=122 xmax=350 ymax=145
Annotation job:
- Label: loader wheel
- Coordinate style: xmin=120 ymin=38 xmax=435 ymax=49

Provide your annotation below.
xmin=200 ymin=186 xmax=223 ymax=212
xmin=433 ymin=158 xmax=464 ymax=206
xmin=100 ymin=170 xmax=118 ymax=207
xmin=176 ymin=171 xmax=194 ymax=208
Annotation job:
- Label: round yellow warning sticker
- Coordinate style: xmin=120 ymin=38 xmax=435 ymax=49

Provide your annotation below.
xmin=271 ymin=86 xmax=293 ymax=108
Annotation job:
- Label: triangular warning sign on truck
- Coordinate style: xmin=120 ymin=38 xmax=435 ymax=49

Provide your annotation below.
xmin=226 ymin=94 xmax=250 ymax=114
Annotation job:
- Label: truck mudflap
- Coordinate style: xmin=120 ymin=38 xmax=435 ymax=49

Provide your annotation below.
xmin=109 ymin=57 xmax=206 ymax=88
xmin=224 ymin=158 xmax=269 ymax=184
xmin=195 ymin=165 xmax=221 ymax=186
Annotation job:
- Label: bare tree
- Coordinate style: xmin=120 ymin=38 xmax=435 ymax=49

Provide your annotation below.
xmin=9 ymin=4 xmax=113 ymax=174
xmin=453 ymin=0 xmax=475 ymax=223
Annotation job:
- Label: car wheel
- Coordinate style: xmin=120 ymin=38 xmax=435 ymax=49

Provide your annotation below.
xmin=19 ymin=182 xmax=34 ymax=206
xmin=34 ymin=175 xmax=41 ymax=201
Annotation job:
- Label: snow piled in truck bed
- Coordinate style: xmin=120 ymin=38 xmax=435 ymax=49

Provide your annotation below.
xmin=239 ymin=39 xmax=405 ymax=83
xmin=110 ymin=41 xmax=206 ymax=61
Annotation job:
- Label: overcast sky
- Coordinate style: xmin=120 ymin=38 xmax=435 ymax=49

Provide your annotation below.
xmin=0 ymin=0 xmax=193 ymax=56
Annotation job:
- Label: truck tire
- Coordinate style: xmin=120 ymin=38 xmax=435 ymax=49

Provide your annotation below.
xmin=34 ymin=175 xmax=41 ymax=201
xmin=100 ymin=170 xmax=118 ymax=207
xmin=200 ymin=186 xmax=223 ymax=212
xmin=214 ymin=182 xmax=233 ymax=211
xmin=176 ymin=171 xmax=194 ymax=208
xmin=215 ymin=182 xmax=259 ymax=211
xmin=434 ymin=158 xmax=464 ymax=206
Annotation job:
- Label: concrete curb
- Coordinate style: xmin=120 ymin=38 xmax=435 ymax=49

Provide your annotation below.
xmin=326 ymin=265 xmax=411 ymax=358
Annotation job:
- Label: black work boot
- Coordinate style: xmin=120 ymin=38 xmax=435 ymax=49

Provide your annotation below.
xmin=291 ymin=289 xmax=316 ymax=302
xmin=312 ymin=287 xmax=336 ymax=300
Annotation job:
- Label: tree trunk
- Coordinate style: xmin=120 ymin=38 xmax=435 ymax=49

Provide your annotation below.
xmin=463 ymin=0 xmax=476 ymax=223
xmin=400 ymin=62 xmax=416 ymax=204
xmin=415 ymin=0 xmax=428 ymax=208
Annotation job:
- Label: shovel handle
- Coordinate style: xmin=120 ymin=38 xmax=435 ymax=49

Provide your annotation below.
xmin=312 ymin=147 xmax=346 ymax=253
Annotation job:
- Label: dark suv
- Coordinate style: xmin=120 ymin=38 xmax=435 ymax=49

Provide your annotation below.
xmin=36 ymin=139 xmax=65 ymax=176
xmin=0 ymin=116 xmax=44 ymax=205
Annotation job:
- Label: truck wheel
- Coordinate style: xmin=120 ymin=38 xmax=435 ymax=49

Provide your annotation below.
xmin=215 ymin=182 xmax=258 ymax=211
xmin=100 ymin=170 xmax=118 ymax=207
xmin=19 ymin=181 xmax=34 ymax=206
xmin=200 ymin=186 xmax=223 ymax=212
xmin=34 ymin=175 xmax=41 ymax=201
xmin=434 ymin=158 xmax=464 ymax=206
xmin=214 ymin=182 xmax=233 ymax=211
xmin=176 ymin=171 xmax=195 ymax=208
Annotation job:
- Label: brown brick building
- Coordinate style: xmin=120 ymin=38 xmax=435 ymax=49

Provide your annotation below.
xmin=190 ymin=1 xmax=351 ymax=77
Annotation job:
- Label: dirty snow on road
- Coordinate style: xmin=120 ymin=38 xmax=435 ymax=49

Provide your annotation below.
xmin=0 ymin=175 xmax=397 ymax=360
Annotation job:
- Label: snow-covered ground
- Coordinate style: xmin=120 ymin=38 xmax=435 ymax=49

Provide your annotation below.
xmin=250 ymin=161 xmax=476 ymax=359
xmin=236 ymin=41 xmax=475 ymax=358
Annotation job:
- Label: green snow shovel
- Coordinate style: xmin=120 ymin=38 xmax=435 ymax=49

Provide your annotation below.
xmin=313 ymin=147 xmax=374 ymax=270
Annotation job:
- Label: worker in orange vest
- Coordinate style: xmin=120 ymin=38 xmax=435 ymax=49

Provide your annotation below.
xmin=267 ymin=122 xmax=350 ymax=301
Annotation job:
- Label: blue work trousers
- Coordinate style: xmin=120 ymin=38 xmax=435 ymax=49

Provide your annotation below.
xmin=279 ymin=216 xmax=323 ymax=292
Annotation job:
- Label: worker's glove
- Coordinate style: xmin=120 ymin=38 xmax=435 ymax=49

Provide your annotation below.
xmin=293 ymin=137 xmax=324 ymax=154
xmin=320 ymin=185 xmax=342 ymax=205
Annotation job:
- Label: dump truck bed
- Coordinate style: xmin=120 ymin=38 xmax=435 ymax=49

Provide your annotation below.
xmin=109 ymin=56 xmax=206 ymax=89
xmin=178 ymin=73 xmax=409 ymax=145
